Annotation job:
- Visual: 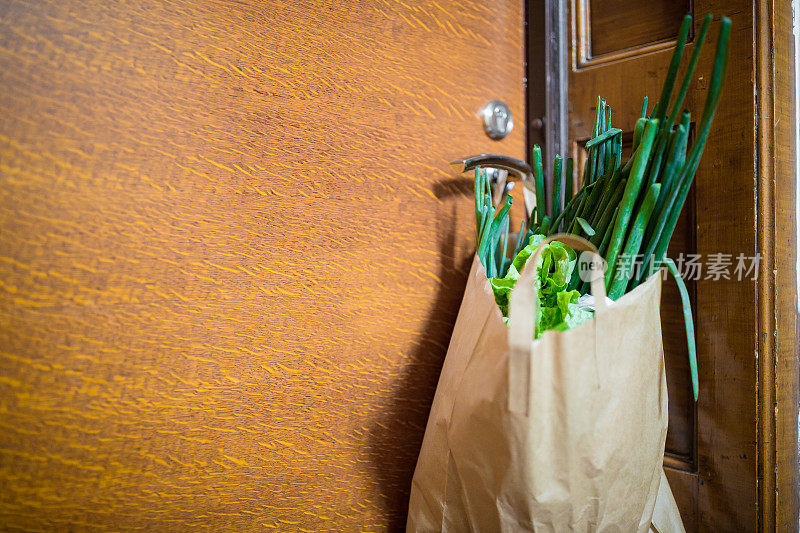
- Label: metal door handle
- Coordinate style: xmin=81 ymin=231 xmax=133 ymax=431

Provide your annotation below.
xmin=450 ymin=154 xmax=536 ymax=223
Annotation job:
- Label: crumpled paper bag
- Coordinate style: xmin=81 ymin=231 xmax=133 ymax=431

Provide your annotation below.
xmin=408 ymin=236 xmax=684 ymax=532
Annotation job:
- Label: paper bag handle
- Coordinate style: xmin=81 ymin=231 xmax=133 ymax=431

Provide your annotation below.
xmin=507 ymin=234 xmax=607 ymax=414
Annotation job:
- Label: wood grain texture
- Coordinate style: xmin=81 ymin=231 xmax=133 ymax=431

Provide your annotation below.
xmin=661 ymin=185 xmax=697 ymax=464
xmin=570 ymin=2 xmax=759 ymax=530
xmin=755 ymin=0 xmax=799 ymax=529
xmin=0 ymin=0 xmax=525 ymax=530
xmin=755 ymin=1 xmax=776 ymax=527
xmin=585 ymin=0 xmax=689 ymax=58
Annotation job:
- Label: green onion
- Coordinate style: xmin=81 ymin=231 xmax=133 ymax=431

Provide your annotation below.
xmin=665 ymin=14 xmax=712 ymax=129
xmin=499 ymin=218 xmax=509 ymax=276
xmin=548 ymin=183 xmax=590 ymax=236
xmin=580 ymin=206 xmax=619 ymax=293
xmin=595 ymin=100 xmax=607 ymax=183
xmin=511 ymin=220 xmax=526 ymax=261
xmin=650 ymin=17 xmax=731 ymax=275
xmin=664 ymin=257 xmax=698 ymax=400
xmin=532 ymin=146 xmax=546 ymax=224
xmin=590 ymin=176 xmax=626 ymax=247
xmin=599 ymin=207 xmax=618 ymax=257
xmin=651 ymin=14 xmax=691 ymax=125
xmin=632 ymin=117 xmax=647 ymax=151
xmin=589 ymin=165 xmax=623 ymax=228
xmin=608 ymin=183 xmax=661 ymax=298
xmin=635 ymin=118 xmax=689 ymax=285
xmin=564 ymin=157 xmax=574 ymax=203
xmin=539 ymin=215 xmax=551 ymax=235
xmin=585 ymin=127 xmax=623 ymax=149
xmin=576 ymin=217 xmax=595 ymax=236
xmin=604 ymin=118 xmax=659 ymax=289
xmin=551 ymin=155 xmax=563 ymax=222
xmin=474 ymin=167 xmax=484 ymax=235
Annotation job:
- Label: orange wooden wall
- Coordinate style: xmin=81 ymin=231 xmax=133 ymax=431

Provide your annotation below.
xmin=0 ymin=0 xmax=524 ymax=529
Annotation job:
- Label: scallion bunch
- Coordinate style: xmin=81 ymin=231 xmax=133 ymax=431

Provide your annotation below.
xmin=475 ymin=13 xmax=731 ymax=301
xmin=473 ymin=14 xmax=729 ymax=398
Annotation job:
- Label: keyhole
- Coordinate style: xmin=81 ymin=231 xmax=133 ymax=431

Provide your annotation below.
xmin=493 ymin=106 xmax=508 ymax=130
xmin=480 ymin=100 xmax=513 ymax=140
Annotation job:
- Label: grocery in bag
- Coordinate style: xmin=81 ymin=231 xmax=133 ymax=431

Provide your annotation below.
xmin=408 ymin=13 xmax=731 ymax=532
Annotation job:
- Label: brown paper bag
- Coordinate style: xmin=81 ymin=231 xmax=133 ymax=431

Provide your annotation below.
xmin=408 ymin=236 xmax=685 ymax=532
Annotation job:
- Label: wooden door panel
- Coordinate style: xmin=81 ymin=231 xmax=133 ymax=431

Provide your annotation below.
xmin=662 ymin=188 xmax=697 ymax=464
xmin=569 ymin=1 xmax=757 ymax=530
xmin=0 ymin=1 xmax=524 ymax=530
xmin=582 ymin=0 xmax=691 ymax=61
xmin=665 ymin=467 xmax=699 ymax=527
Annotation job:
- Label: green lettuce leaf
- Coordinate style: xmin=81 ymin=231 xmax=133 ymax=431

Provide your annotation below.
xmin=489 ymin=234 xmax=593 ymax=338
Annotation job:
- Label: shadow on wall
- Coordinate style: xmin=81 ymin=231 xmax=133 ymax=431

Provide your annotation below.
xmin=366 ymin=178 xmax=474 ymax=531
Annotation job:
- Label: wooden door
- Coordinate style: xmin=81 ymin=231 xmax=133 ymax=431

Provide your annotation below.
xmin=567 ymin=0 xmax=799 ymax=530
xmin=0 ymin=1 xmax=525 ymax=530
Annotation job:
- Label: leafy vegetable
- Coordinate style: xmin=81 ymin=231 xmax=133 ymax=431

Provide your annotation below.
xmin=489 ymin=235 xmax=592 ymax=338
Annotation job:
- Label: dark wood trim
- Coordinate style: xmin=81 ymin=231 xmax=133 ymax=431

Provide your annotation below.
xmin=571 ymin=0 xmax=695 ymax=70
xmin=526 ymin=0 xmax=547 ymax=162
xmin=755 ymin=0 xmax=799 ymax=529
xmin=544 ymin=0 xmax=569 ymax=177
xmin=755 ymin=0 xmax=776 ymax=525
xmin=525 ymin=0 xmax=568 ymax=209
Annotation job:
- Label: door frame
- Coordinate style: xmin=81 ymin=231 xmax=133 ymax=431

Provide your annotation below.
xmin=755 ymin=0 xmax=798 ymax=529
xmin=526 ymin=0 xmax=568 ymax=201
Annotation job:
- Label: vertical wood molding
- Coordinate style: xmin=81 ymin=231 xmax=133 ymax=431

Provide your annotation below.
xmin=755 ymin=0 xmax=777 ymax=525
xmin=772 ymin=3 xmax=800 ymax=526
xmin=526 ymin=0 xmax=547 ymax=160
xmin=756 ymin=0 xmax=799 ymax=529
xmin=543 ymin=0 xmax=569 ymax=204
xmin=527 ymin=0 xmax=568 ymax=204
